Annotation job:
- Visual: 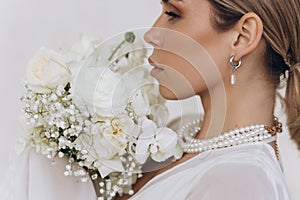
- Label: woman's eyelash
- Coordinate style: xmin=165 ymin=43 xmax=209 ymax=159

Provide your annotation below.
xmin=164 ymin=11 xmax=180 ymax=20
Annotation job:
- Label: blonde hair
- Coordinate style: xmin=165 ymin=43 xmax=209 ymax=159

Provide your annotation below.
xmin=208 ymin=0 xmax=300 ymax=149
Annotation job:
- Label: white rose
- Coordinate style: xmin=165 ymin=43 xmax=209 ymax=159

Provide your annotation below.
xmin=78 ymin=116 xmax=137 ymax=160
xmin=75 ymin=116 xmax=138 ymax=177
xmin=75 ymin=133 xmax=124 ymax=178
xmin=26 ymin=47 xmax=71 ymax=93
xmin=74 ymin=67 xmax=128 ymax=117
xmin=92 ymin=129 xmax=124 ymax=160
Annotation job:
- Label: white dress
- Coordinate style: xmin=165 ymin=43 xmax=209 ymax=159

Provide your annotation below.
xmin=130 ymin=142 xmax=291 ymax=200
xmin=1 ymin=142 xmax=291 ymax=200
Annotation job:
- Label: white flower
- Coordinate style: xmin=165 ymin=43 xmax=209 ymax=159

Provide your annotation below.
xmin=124 ymin=67 xmax=165 ymax=120
xmin=125 ymin=67 xmax=163 ymax=102
xmin=149 ymin=104 xmax=169 ymax=128
xmin=75 ymin=116 xmax=138 ymax=177
xmin=26 ymin=47 xmax=71 ymax=93
xmin=75 ymin=133 xmax=124 ymax=178
xmin=93 ymin=157 xmax=124 ymax=178
xmin=74 ymin=67 xmax=128 ymax=117
xmin=67 ymin=36 xmax=103 ymax=62
xmin=71 ymin=36 xmax=97 ymax=57
xmin=99 ymin=117 xmax=138 ymax=158
xmin=135 ymin=118 xmax=182 ymax=164
xmin=131 ymin=89 xmax=150 ymax=117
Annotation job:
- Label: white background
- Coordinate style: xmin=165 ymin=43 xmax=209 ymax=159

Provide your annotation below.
xmin=0 ymin=0 xmax=299 ymax=199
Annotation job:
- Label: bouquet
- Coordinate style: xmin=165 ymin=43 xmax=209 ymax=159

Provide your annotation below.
xmin=20 ymin=32 xmax=183 ymax=199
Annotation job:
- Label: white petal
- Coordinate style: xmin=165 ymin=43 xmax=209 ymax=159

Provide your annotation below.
xmin=131 ymin=89 xmax=150 ymax=117
xmin=97 ymin=158 xmax=124 ymax=178
xmin=141 ymin=118 xmax=157 ymax=139
xmin=156 ymin=127 xmax=178 ymax=152
xmin=135 ymin=138 xmax=152 ymax=164
xmin=75 ymin=134 xmax=98 ymax=161
xmin=151 ymin=151 xmax=172 ymax=162
xmin=128 ymin=124 xmax=141 ymax=138
xmin=172 ymin=143 xmax=184 ymax=160
xmin=97 ymin=135 xmax=119 ymax=159
xmin=119 ymin=115 xmax=140 ymax=138
xmin=149 ymin=104 xmax=169 ymax=127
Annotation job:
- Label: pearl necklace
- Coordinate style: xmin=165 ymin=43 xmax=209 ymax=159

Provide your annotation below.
xmin=178 ymin=117 xmax=282 ymax=154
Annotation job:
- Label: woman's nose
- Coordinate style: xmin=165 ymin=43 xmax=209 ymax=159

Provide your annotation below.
xmin=144 ymin=26 xmax=163 ymax=48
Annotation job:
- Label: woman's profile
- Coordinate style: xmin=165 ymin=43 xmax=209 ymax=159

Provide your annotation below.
xmin=123 ymin=0 xmax=299 ymax=199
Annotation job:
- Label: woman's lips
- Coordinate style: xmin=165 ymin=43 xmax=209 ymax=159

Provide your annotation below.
xmin=151 ymin=67 xmax=164 ymax=76
xmin=148 ymin=58 xmax=163 ymax=76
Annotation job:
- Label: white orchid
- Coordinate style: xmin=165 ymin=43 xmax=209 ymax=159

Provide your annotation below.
xmin=135 ymin=118 xmax=183 ymax=164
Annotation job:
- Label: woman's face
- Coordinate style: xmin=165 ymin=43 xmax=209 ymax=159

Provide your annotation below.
xmin=144 ymin=0 xmax=233 ymax=100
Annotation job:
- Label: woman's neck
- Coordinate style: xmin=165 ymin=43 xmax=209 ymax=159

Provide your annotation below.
xmin=198 ymin=76 xmax=276 ymax=140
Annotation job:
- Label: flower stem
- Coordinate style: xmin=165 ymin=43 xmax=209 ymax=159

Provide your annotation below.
xmin=108 ymin=32 xmax=135 ymax=62
xmin=108 ymin=40 xmax=126 ymax=61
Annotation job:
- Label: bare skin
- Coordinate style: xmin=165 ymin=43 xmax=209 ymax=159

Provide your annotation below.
xmin=112 ymin=0 xmax=279 ymax=199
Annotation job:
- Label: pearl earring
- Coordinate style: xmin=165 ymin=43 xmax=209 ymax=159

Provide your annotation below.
xmin=229 ymin=55 xmax=242 ymax=85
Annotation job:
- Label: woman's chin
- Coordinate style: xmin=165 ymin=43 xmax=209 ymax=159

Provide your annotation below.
xmin=158 ymin=86 xmax=179 ymax=100
xmin=159 ymin=85 xmax=196 ymax=100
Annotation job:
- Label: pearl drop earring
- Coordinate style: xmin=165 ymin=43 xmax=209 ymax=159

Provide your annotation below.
xmin=229 ymin=55 xmax=242 ymax=85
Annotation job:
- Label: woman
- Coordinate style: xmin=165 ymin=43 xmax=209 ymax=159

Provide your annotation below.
xmin=2 ymin=0 xmax=298 ymax=200
xmin=122 ymin=0 xmax=299 ymax=199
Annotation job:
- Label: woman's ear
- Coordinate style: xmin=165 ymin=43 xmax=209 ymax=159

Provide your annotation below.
xmin=230 ymin=12 xmax=263 ymax=61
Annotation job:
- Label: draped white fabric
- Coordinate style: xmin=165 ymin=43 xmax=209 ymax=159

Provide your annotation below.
xmin=1 ymin=142 xmax=291 ymax=200
xmin=130 ymin=142 xmax=291 ymax=200
xmin=1 ymin=148 xmax=97 ymax=200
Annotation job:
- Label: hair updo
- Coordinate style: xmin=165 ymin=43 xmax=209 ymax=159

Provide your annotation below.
xmin=207 ymin=0 xmax=300 ymax=149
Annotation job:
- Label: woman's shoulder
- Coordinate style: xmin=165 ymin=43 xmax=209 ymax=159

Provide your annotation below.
xmin=206 ymin=141 xmax=279 ymax=163
xmin=185 ymin=142 xmax=291 ymax=200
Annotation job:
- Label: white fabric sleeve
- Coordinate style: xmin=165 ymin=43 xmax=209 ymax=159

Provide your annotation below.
xmin=187 ymin=162 xmax=283 ymax=200
xmin=0 ymin=148 xmax=30 ymax=200
xmin=1 ymin=148 xmax=97 ymax=200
